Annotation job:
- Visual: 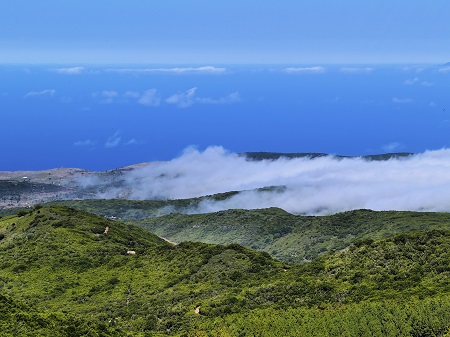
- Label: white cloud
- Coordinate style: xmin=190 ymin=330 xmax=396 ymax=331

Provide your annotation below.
xmin=74 ymin=139 xmax=96 ymax=147
xmin=403 ymin=77 xmax=419 ymax=85
xmin=125 ymin=91 xmax=140 ymax=98
xmin=92 ymin=90 xmax=119 ymax=104
xmin=77 ymin=146 xmax=450 ymax=215
xmin=105 ymin=131 xmax=121 ymax=148
xmin=166 ymin=87 xmax=197 ymax=108
xmin=101 ymin=91 xmax=119 ymax=98
xmin=53 ymin=67 xmax=86 ymax=75
xmin=401 ymin=66 xmax=425 ymax=73
xmin=125 ymin=138 xmax=144 ymax=146
xmin=25 ymin=89 xmax=56 ymax=98
xmin=105 ymin=66 xmax=226 ymax=75
xmin=166 ymin=88 xmax=241 ymax=108
xmin=382 ymin=142 xmax=403 ymax=152
xmin=196 ymin=92 xmax=241 ymax=104
xmin=92 ymin=89 xmax=161 ymax=106
xmin=393 ymin=97 xmax=414 ymax=104
xmin=340 ymin=67 xmax=374 ymax=74
xmin=438 ymin=67 xmax=450 ymax=73
xmin=137 ymin=89 xmax=160 ymax=106
xmin=403 ymin=77 xmax=433 ymax=86
xmin=283 ymin=67 xmax=326 ymax=74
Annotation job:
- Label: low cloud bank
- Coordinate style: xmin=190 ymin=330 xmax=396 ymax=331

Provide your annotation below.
xmin=77 ymin=146 xmax=450 ymax=215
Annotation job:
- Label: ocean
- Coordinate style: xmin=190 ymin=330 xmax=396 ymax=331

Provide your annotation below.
xmin=1 ymin=64 xmax=448 ymax=171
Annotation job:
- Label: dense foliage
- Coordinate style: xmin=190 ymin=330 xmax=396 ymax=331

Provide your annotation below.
xmin=2 ymin=206 xmax=450 ymax=336
xmin=49 ymin=192 xmax=240 ymax=219
xmin=48 ymin=199 xmax=450 ymax=264
xmin=131 ymin=208 xmax=450 ymax=263
xmin=241 ymin=151 xmax=414 ymax=161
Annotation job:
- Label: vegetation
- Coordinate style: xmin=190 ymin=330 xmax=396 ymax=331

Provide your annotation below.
xmin=48 ymin=191 xmax=241 ymax=219
xmin=130 ymin=208 xmax=450 ymax=263
xmin=47 ymin=199 xmax=450 ymax=263
xmin=241 ymin=151 xmax=414 ymax=161
xmin=1 ymin=205 xmax=450 ymax=335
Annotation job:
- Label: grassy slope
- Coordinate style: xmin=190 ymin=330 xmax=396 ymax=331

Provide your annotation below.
xmin=2 ymin=206 xmax=450 ymax=336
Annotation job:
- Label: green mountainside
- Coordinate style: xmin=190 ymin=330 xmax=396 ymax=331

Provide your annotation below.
xmin=49 ymin=193 xmax=240 ymax=219
xmin=1 ymin=206 xmax=450 ymax=336
xmin=48 ymin=199 xmax=450 ymax=264
xmin=130 ymin=208 xmax=450 ymax=263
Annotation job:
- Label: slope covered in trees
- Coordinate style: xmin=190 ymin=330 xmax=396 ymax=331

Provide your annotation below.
xmin=49 ymin=199 xmax=450 ymax=263
xmin=131 ymin=208 xmax=450 ymax=263
xmin=1 ymin=206 xmax=450 ymax=335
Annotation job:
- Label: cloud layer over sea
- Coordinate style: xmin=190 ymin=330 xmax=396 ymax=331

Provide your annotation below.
xmin=77 ymin=146 xmax=450 ymax=215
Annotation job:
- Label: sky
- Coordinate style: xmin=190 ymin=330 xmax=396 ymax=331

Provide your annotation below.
xmin=1 ymin=1 xmax=450 ymax=64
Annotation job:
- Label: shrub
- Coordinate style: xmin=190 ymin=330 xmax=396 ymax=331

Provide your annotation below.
xmin=17 ymin=210 xmax=29 ymax=217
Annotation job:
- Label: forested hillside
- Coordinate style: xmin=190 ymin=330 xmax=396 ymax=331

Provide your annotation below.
xmin=1 ymin=206 xmax=450 ymax=336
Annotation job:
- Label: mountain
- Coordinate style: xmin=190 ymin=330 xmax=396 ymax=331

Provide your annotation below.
xmin=48 ymin=191 xmax=241 ymax=219
xmin=129 ymin=208 xmax=450 ymax=263
xmin=2 ymin=206 xmax=450 ymax=335
xmin=46 ymin=200 xmax=450 ymax=263
xmin=241 ymin=152 xmax=414 ymax=161
xmin=0 ymin=206 xmax=282 ymax=335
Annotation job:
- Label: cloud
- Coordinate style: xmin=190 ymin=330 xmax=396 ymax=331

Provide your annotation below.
xmin=125 ymin=138 xmax=144 ymax=146
xmin=105 ymin=131 xmax=121 ymax=148
xmin=402 ymin=66 xmax=425 ymax=73
xmin=438 ymin=67 xmax=450 ymax=73
xmin=393 ymin=97 xmax=414 ymax=104
xmin=53 ymin=67 xmax=86 ymax=75
xmin=283 ymin=67 xmax=326 ymax=74
xmin=75 ymin=146 xmax=450 ymax=215
xmin=403 ymin=77 xmax=419 ymax=85
xmin=196 ymin=92 xmax=241 ymax=104
xmin=166 ymin=88 xmax=241 ymax=108
xmin=403 ymin=77 xmax=434 ymax=86
xmin=92 ymin=89 xmax=161 ymax=106
xmin=92 ymin=90 xmax=119 ymax=104
xmin=25 ymin=89 xmax=56 ymax=98
xmin=105 ymin=66 xmax=226 ymax=75
xmin=73 ymin=139 xmax=96 ymax=147
xmin=382 ymin=142 xmax=403 ymax=152
xmin=101 ymin=91 xmax=118 ymax=98
xmin=166 ymin=87 xmax=197 ymax=108
xmin=125 ymin=91 xmax=140 ymax=98
xmin=340 ymin=67 xmax=374 ymax=74
xmin=137 ymin=89 xmax=160 ymax=106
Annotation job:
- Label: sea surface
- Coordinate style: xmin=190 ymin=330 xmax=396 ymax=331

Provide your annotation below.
xmin=1 ymin=64 xmax=449 ymax=171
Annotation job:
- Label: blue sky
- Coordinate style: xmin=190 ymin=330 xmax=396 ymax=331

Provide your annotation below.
xmin=1 ymin=1 xmax=450 ymax=64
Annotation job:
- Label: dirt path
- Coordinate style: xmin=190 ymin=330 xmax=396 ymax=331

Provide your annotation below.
xmin=161 ymin=237 xmax=177 ymax=245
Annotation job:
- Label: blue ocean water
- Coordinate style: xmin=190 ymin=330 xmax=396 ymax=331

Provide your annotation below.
xmin=0 ymin=64 xmax=448 ymax=171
